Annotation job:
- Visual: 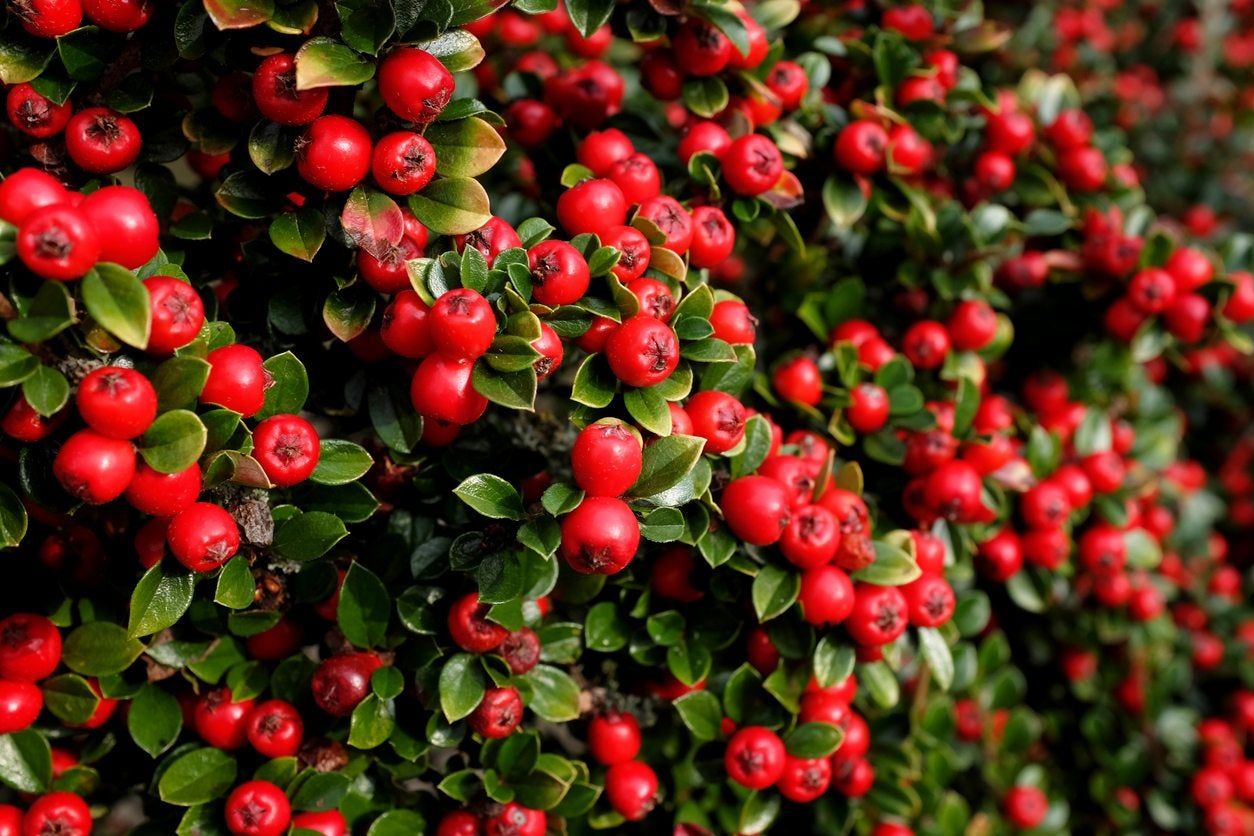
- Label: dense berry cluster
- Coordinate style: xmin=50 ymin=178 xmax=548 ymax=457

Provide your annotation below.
xmin=0 ymin=0 xmax=1250 ymax=834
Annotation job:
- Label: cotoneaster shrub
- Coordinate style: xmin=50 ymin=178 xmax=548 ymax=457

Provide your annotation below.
xmin=0 ymin=1 xmax=1251 ymax=835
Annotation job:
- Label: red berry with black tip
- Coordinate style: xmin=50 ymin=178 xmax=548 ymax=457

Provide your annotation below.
xmin=17 ymin=204 xmax=100 ymax=281
xmin=167 ymin=502 xmax=239 ymax=572
xmin=253 ymin=414 xmax=320 ymax=487
xmin=76 ymin=366 xmax=157 ymax=440
xmin=572 ymin=421 xmax=642 ymax=497
xmin=378 ymin=47 xmax=455 ymax=125
xmin=144 ymin=276 xmax=205 ymax=355
xmin=605 ymin=315 xmax=679 ymax=387
xmin=725 ymin=726 xmax=786 ymax=790
xmin=311 ymin=651 xmax=382 ymax=717
xmin=64 ymin=107 xmax=141 ymax=174
xmin=224 ymin=780 xmax=291 ymax=836
xmin=468 ymin=686 xmax=523 ymax=738
xmin=560 ymin=496 xmax=639 ymax=574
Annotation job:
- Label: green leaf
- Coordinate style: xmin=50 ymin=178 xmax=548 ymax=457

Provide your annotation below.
xmin=518 ymin=665 xmax=580 ymax=722
xmin=310 ymin=439 xmax=372 ymax=485
xmin=0 ymin=729 xmax=51 ymax=793
xmin=682 ymin=76 xmax=729 ymax=118
xmin=9 ymin=281 xmax=74 ymax=344
xmin=0 ymin=341 xmax=38 ymax=386
xmin=472 ymin=362 xmax=537 ymax=410
xmin=426 ymin=117 xmax=507 ymax=178
xmin=214 ymin=556 xmax=254 ymax=609
xmin=731 ymin=415 xmax=772 ymax=478
xmin=338 ymin=562 xmax=391 ymax=648
xmin=785 ymin=722 xmax=844 ymax=758
xmin=0 ymin=37 xmax=55 ymax=85
xmin=674 ymin=690 xmax=721 ymax=740
xmin=269 ymin=207 xmax=326 ymax=262
xmin=918 ymin=627 xmax=954 ymax=690
xmin=752 ymin=565 xmax=799 ymax=622
xmin=248 ymin=121 xmax=295 ymax=174
xmin=367 ymin=811 xmax=428 ymax=836
xmin=42 ymin=674 xmax=100 ymax=725
xmin=439 ymin=653 xmax=485 ymax=722
xmin=152 ymin=357 xmax=211 ymax=412
xmin=639 ymin=507 xmax=685 ymax=542
xmin=129 ymin=560 xmax=196 ymax=638
xmin=348 ymin=694 xmax=395 ymax=749
xmin=413 ymin=29 xmax=486 ymax=72
xmin=129 ymin=684 xmax=183 ymax=757
xmin=21 ymin=365 xmax=69 ymax=417
xmin=454 ymin=474 xmax=525 ymax=520
xmin=1074 ymin=408 xmax=1112 ymax=456
xmin=82 ymin=264 xmax=152 ymax=349
xmin=272 ymin=511 xmax=349 ymax=561
xmin=139 ymin=410 xmax=208 ymax=474
xmin=217 ymin=171 xmax=284 ymax=219
xmin=340 ymin=187 xmax=403 ymax=257
xmin=571 ymin=354 xmax=617 ymax=408
xmin=542 ymin=482 xmax=584 ymax=516
xmin=861 ymin=660 xmax=900 ymax=708
xmin=623 ymin=386 xmax=672 ymax=437
xmin=291 ymin=770 xmax=351 ymax=811
xmin=813 ymin=638 xmax=855 ymax=688
xmin=323 ymin=284 xmax=376 ymax=343
xmin=565 ymin=0 xmax=613 ymax=36
xmin=852 ymin=540 xmax=921 ymax=586
xmin=630 ymin=434 xmax=705 ymax=498
xmin=368 ymin=382 xmax=422 ymax=453
xmin=0 ymin=484 xmax=28 ymax=548
xmin=295 ymin=37 xmax=375 ymax=88
xmin=257 ymin=351 xmax=309 ymax=419
xmin=63 ymin=621 xmax=144 ymax=677
xmin=158 ymin=747 xmax=238 ymax=806
xmin=408 ymin=177 xmax=492 ymax=236
xmin=584 ymin=602 xmax=629 ymax=653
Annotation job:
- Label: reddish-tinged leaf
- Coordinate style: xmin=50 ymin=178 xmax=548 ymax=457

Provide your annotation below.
xmin=340 ymin=187 xmax=404 ymax=260
xmin=203 ymin=0 xmax=275 ymax=30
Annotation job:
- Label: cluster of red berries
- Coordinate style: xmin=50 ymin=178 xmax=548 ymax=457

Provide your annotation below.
xmin=0 ymin=168 xmax=157 ymax=280
xmin=1188 ymin=696 xmax=1254 ymax=835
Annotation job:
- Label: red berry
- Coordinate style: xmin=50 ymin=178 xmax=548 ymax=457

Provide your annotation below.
xmin=903 ymin=320 xmax=952 ymax=369
xmin=977 ymin=528 xmax=1023 ymax=581
xmin=17 ymin=204 xmax=100 ymax=281
xmin=380 ymin=291 xmax=433 ymax=358
xmin=21 ymin=793 xmax=91 ymax=836
xmin=709 ymin=299 xmax=755 ymax=345
xmin=6 ymin=83 xmax=72 ymax=138
xmin=80 ymin=185 xmax=160 ymax=270
xmin=724 ymin=726 xmax=786 ymax=790
xmin=124 ymin=462 xmax=201 ymax=517
xmin=636 ymin=195 xmax=693 ymax=254
xmin=505 ymin=98 xmax=559 ymax=148
xmin=0 ymin=168 xmax=70 ymax=225
xmin=436 ymin=811 xmax=482 ymax=836
xmin=560 ymin=496 xmax=640 ymax=574
xmin=201 ymin=344 xmax=267 ymax=417
xmin=371 ymin=131 xmax=437 ymax=196
xmin=468 ymin=686 xmax=523 ymax=738
xmin=609 ymin=153 xmax=662 ymax=204
xmin=82 ymin=0 xmax=152 ymax=31
xmin=253 ymin=414 xmax=320 ymax=487
xmin=499 ymin=627 xmax=541 ymax=675
xmin=686 ymin=390 xmax=746 ymax=454
xmin=601 ymin=225 xmax=651 ymax=283
xmin=291 ymin=811 xmax=348 ymax=836
xmin=947 ymin=300 xmax=998 ymax=351
xmin=246 ymin=699 xmax=303 ymax=758
xmin=529 ymin=240 xmax=591 ymax=306
xmin=847 ymin=383 xmax=890 ymax=433
xmin=311 ymin=651 xmax=382 ymax=716
xmin=577 ymin=128 xmax=635 ymax=176
xmin=455 ymin=217 xmax=521 ymax=268
xmin=1165 ymin=247 xmax=1214 ymax=292
xmin=556 ymin=178 xmax=628 ymax=237
xmin=252 ymin=54 xmax=327 ymax=125
xmin=1164 ymin=293 xmax=1211 ymax=343
xmin=54 ymin=429 xmax=136 ymax=504
xmin=798 ymin=564 xmax=855 ymax=624
xmin=902 ymin=573 xmax=955 ymax=627
xmin=357 ymin=230 xmax=426 ymax=294
xmin=888 ymin=124 xmax=932 ymax=174
xmin=605 ymin=315 xmax=679 ymax=387
xmin=0 ymin=679 xmax=42 ymax=734
xmin=167 ymin=502 xmax=239 ymax=572
xmin=76 ymin=366 xmax=157 ymax=440
xmin=985 ymin=109 xmax=1035 ymax=155
xmin=64 ymin=107 xmax=141 ymax=174
xmin=846 ymin=583 xmax=909 ymax=646
xmin=378 ymin=47 xmax=455 ymax=125
xmin=773 ymin=356 xmax=823 ymax=406
xmin=689 ymin=205 xmax=736 ymax=269
xmin=588 ymin=710 xmax=642 ymax=765
xmin=767 ymin=61 xmax=810 ymax=110
xmin=410 ymin=354 xmax=488 ymax=425
xmin=572 ymin=421 xmax=643 ymax=497
xmin=723 ymin=135 xmax=783 ymax=196
xmin=1045 ymin=109 xmax=1094 ymax=150
xmin=225 ymin=780 xmax=291 ymax=836
xmin=0 ymin=614 xmax=60 ymax=682
xmin=1004 ymin=786 xmax=1049 ymax=830
xmin=144 ymin=276 xmax=205 ymax=355
xmin=14 ymin=0 xmax=82 ymax=37
xmin=1057 ymin=146 xmax=1107 ymax=192
xmin=678 ymin=121 xmax=733 ymax=164
xmin=483 ymin=804 xmax=545 ymax=836
xmin=605 ymin=760 xmax=658 ymax=821
xmin=531 ymin=322 xmax=564 ymax=380
xmin=296 ymin=115 xmax=372 ymax=192
xmin=448 ymin=592 xmax=509 ymax=653
xmin=883 ymin=4 xmax=933 ymax=39
xmin=194 ymin=686 xmax=255 ymax=749
xmin=778 ymin=754 xmax=832 ymax=803
xmin=673 ymin=18 xmax=732 ymax=76
xmin=835 ymin=120 xmax=889 ymax=174
xmin=429 ymin=288 xmax=497 ymax=361
xmin=721 ymin=476 xmax=791 ymax=546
